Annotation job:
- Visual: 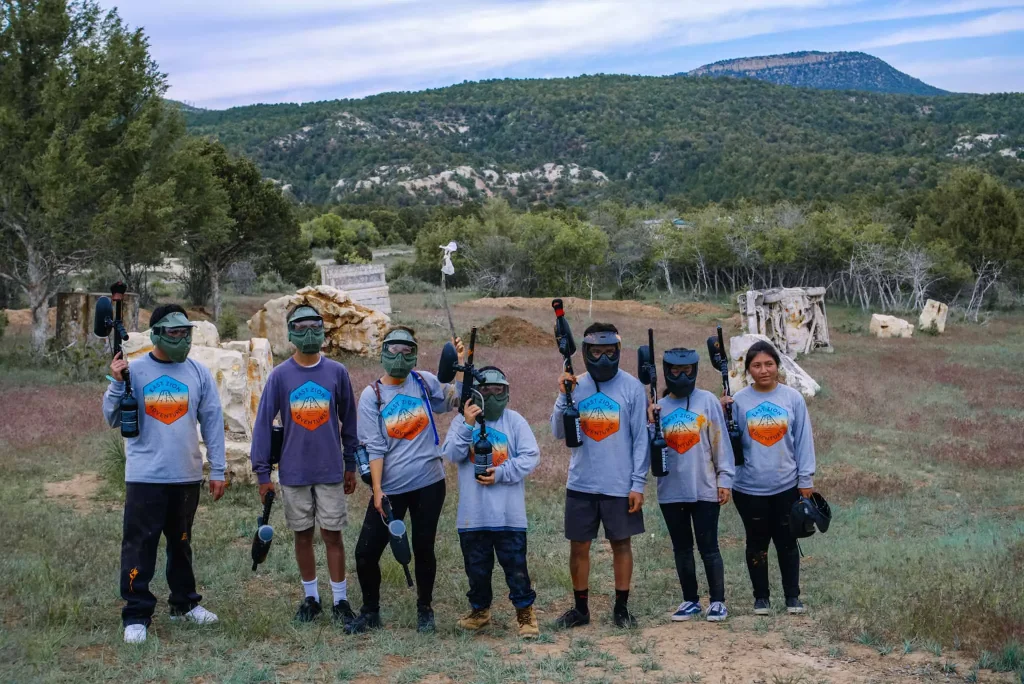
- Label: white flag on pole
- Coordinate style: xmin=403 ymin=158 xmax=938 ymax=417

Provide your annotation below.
xmin=440 ymin=241 xmax=458 ymax=276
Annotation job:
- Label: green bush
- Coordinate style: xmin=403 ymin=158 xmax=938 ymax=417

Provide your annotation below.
xmin=0 ymin=310 xmax=7 ymax=340
xmin=217 ymin=309 xmax=242 ymax=341
xmin=389 ymin=275 xmax=436 ymax=294
xmin=255 ymin=271 xmax=289 ymax=294
xmin=100 ymin=431 xmax=126 ymax=494
xmin=54 ymin=343 xmax=110 ymax=383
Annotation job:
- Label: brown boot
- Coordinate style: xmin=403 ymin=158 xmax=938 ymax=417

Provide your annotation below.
xmin=516 ymin=605 xmax=540 ymax=639
xmin=457 ymin=607 xmax=491 ymax=631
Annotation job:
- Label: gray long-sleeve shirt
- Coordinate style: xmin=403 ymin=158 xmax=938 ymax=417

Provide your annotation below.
xmin=442 ymin=408 xmax=540 ymax=532
xmin=357 ymin=371 xmax=459 ymax=496
xmin=653 ymin=388 xmax=735 ymax=504
xmin=102 ymin=353 xmax=226 ymax=483
xmin=551 ymin=370 xmax=649 ymax=497
xmin=732 ymin=383 xmax=816 ymax=496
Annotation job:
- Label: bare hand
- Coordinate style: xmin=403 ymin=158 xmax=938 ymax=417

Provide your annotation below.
xmin=647 ymin=404 xmax=661 ymax=424
xmin=373 ymin=489 xmax=385 ymax=517
xmin=628 ymin=491 xmax=644 ymax=513
xmin=718 ymin=488 xmax=732 ymax=505
xmin=259 ymin=482 xmax=275 ymax=503
xmin=464 ymin=402 xmax=483 ymax=425
xmin=798 ymin=487 xmax=814 ymax=499
xmin=110 ymin=351 xmax=128 ymax=382
xmin=454 ymin=337 xmax=466 ymax=364
xmin=209 ymin=480 xmax=226 ymax=501
xmin=476 ymin=467 xmax=496 ymax=486
xmin=344 ymin=471 xmax=357 ymax=495
xmin=558 ymin=371 xmax=577 ymax=394
xmin=720 ymin=395 xmax=735 ymax=409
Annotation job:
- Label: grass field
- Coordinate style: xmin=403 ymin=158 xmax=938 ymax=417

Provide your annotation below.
xmin=1 ymin=292 xmax=1022 ymax=683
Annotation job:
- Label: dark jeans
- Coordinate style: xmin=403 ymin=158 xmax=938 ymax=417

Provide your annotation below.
xmin=355 ymin=479 xmax=446 ymax=613
xmin=660 ymin=501 xmax=725 ymax=603
xmin=733 ymin=488 xmax=801 ymax=601
xmin=120 ymin=482 xmax=203 ymax=626
xmin=459 ymin=530 xmax=536 ymax=610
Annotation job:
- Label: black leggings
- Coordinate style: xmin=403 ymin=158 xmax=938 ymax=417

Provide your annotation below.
xmin=733 ymin=488 xmax=800 ymax=601
xmin=660 ymin=501 xmax=725 ymax=603
xmin=355 ymin=479 xmax=446 ymax=613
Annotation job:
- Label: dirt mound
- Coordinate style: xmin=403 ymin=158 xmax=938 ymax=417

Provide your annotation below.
xmin=2 ymin=307 xmax=56 ymax=332
xmin=477 ymin=316 xmax=550 ymax=347
xmin=669 ymin=301 xmax=731 ymax=317
xmin=462 ymin=296 xmax=668 ymax=319
xmin=44 ymin=472 xmax=101 ymax=512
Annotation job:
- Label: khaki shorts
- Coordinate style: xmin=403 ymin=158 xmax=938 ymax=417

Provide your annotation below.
xmin=279 ymin=482 xmax=348 ymax=532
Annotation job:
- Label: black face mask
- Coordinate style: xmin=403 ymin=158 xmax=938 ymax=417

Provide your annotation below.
xmin=663 ymin=348 xmax=700 ymax=398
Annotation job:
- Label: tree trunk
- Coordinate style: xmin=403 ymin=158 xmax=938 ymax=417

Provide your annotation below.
xmin=27 ymin=246 xmax=51 ymax=352
xmin=210 ymin=268 xmax=222 ymax=322
xmin=660 ymin=260 xmax=674 ymax=295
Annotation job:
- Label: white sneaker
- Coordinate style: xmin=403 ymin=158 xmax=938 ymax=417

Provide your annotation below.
xmin=170 ymin=605 xmax=219 ymax=625
xmin=124 ymin=624 xmax=147 ymax=643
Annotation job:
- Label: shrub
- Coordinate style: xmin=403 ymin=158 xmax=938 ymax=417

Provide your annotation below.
xmin=217 ymin=309 xmax=242 ymax=341
xmin=389 ymin=275 xmax=436 ymax=294
xmin=100 ymin=431 xmax=127 ymax=494
xmin=0 ymin=310 xmax=7 ymax=340
xmin=254 ymin=271 xmax=289 ymax=294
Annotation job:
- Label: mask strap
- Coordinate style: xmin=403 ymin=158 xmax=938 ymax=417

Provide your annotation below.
xmin=410 ymin=371 xmax=439 ymax=446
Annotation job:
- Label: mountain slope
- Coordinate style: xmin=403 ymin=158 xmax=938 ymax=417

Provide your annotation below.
xmin=184 ymin=75 xmax=1024 ymax=205
xmin=686 ymin=51 xmax=947 ymax=96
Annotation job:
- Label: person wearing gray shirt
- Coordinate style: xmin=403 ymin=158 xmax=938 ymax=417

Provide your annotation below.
xmin=102 ymin=305 xmax=226 ymax=645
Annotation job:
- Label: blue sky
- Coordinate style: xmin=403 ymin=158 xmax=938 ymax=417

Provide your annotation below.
xmin=104 ymin=0 xmax=1024 ymax=109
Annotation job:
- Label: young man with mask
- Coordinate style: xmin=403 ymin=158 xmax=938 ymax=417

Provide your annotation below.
xmin=441 ymin=367 xmax=541 ymax=638
xmin=104 ymin=305 xmax=226 ymax=644
xmin=251 ymin=304 xmax=360 ymax=625
xmin=551 ymin=322 xmax=649 ymax=629
xmin=347 ymin=327 xmax=464 ymax=635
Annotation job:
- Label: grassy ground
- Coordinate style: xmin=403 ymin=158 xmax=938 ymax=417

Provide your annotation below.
xmin=1 ymin=293 xmax=1022 ymax=683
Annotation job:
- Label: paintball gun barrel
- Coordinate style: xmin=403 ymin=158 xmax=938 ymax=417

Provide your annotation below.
xmin=706 ymin=325 xmax=744 ymax=466
xmin=638 ymin=329 xmax=669 ymax=477
xmin=551 ymin=299 xmax=583 ymax=448
xmin=381 ymin=497 xmax=414 ymax=587
xmin=251 ymin=490 xmax=276 ymax=571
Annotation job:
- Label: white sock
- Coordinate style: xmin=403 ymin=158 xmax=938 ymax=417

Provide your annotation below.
xmin=302 ymin=578 xmax=319 ymax=603
xmin=331 ymin=579 xmax=348 ymax=605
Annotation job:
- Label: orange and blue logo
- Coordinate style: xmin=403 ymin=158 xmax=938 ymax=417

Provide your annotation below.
xmin=290 ymin=381 xmax=331 ymax=431
xmin=382 ymin=394 xmax=429 ymax=441
xmin=662 ymin=408 xmax=706 ymax=455
xmin=144 ymin=376 xmax=189 ymax=425
xmin=579 ymin=393 xmax=620 ymax=442
xmin=472 ymin=426 xmax=509 ymax=467
xmin=746 ymin=401 xmax=789 ymax=447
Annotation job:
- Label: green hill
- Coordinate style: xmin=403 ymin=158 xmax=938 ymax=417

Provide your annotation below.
xmin=686 ymin=51 xmax=948 ymax=96
xmin=184 ymin=75 xmax=1024 ymax=206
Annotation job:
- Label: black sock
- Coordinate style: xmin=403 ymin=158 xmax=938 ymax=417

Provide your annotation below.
xmin=574 ymin=589 xmax=589 ymax=615
xmin=615 ymin=589 xmax=629 ymax=610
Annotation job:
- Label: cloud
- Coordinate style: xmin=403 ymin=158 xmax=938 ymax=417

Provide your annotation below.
xmin=862 ymin=9 xmax=1024 ymax=47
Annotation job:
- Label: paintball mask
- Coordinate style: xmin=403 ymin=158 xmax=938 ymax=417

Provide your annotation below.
xmin=287 ymin=305 xmax=325 ymax=354
xmin=582 ymin=330 xmax=621 ymax=383
xmin=476 ymin=366 xmax=510 ymax=422
xmin=150 ymin=312 xmax=195 ymax=363
xmin=663 ymin=348 xmax=700 ymax=398
xmin=381 ymin=329 xmax=418 ymax=379
xmin=790 ymin=492 xmax=832 ymax=538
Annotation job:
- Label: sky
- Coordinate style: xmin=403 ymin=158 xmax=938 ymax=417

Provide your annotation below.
xmin=103 ymin=0 xmax=1024 ymax=109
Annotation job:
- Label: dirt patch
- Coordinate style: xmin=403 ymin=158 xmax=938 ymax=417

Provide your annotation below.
xmin=668 ymin=301 xmax=731 ymax=317
xmin=2 ymin=307 xmax=56 ymax=333
xmin=477 ymin=316 xmax=551 ymax=347
xmin=816 ymin=463 xmax=906 ymax=503
xmin=44 ymin=472 xmax=101 ymax=512
xmin=461 ymin=296 xmax=668 ymax=319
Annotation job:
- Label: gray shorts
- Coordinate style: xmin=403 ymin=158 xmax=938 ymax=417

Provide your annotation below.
xmin=279 ymin=482 xmax=348 ymax=532
xmin=564 ymin=490 xmax=645 ymax=542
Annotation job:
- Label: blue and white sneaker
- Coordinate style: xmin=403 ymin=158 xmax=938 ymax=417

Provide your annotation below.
xmin=706 ymin=602 xmax=728 ymax=622
xmin=671 ymin=601 xmax=702 ymax=622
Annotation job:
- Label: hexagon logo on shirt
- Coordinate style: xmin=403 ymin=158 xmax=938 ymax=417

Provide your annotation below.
xmin=290 ymin=381 xmax=331 ymax=431
xmin=662 ymin=407 xmax=706 ymax=455
xmin=143 ymin=375 xmax=189 ymax=426
xmin=579 ymin=392 xmax=620 ymax=442
xmin=746 ymin=401 xmax=789 ymax=447
xmin=382 ymin=394 xmax=429 ymax=440
xmin=472 ymin=426 xmax=509 ymax=467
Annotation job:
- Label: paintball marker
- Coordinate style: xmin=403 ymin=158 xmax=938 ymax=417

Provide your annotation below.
xmin=637 ymin=329 xmax=669 ymax=478
xmin=551 ymin=299 xmax=583 ymax=448
xmin=251 ymin=490 xmax=276 ymax=571
xmin=94 ymin=282 xmax=138 ymax=438
xmin=438 ymin=326 xmax=487 ymax=414
xmin=381 ymin=497 xmax=414 ymax=587
xmin=707 ymin=325 xmax=745 ymax=466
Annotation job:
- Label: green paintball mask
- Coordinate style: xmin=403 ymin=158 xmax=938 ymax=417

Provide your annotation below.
xmin=476 ymin=367 xmax=510 ymax=422
xmin=287 ymin=305 xmax=325 ymax=354
xmin=150 ymin=312 xmax=195 ymax=363
xmin=381 ymin=329 xmax=418 ymax=379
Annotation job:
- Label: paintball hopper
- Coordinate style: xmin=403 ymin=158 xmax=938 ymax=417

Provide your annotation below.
xmin=251 ymin=490 xmax=276 ymax=571
xmin=706 ymin=335 xmax=727 ymax=370
xmin=93 ymin=296 xmax=114 ymax=338
xmin=790 ymin=492 xmax=832 ymax=539
xmin=437 ymin=342 xmax=460 ymax=384
xmin=637 ymin=345 xmax=654 ymax=385
xmin=382 ymin=498 xmax=414 ymax=587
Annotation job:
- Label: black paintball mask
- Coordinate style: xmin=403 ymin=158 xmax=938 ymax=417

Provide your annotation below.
xmin=663 ymin=348 xmax=700 ymax=398
xmin=790 ymin=492 xmax=832 ymax=538
xmin=582 ymin=330 xmax=621 ymax=383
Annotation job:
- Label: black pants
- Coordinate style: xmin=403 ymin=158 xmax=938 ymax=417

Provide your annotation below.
xmin=660 ymin=500 xmax=725 ymax=603
xmin=120 ymin=482 xmax=202 ymax=626
xmin=459 ymin=530 xmax=536 ymax=610
xmin=733 ymin=488 xmax=801 ymax=601
xmin=355 ymin=479 xmax=446 ymax=613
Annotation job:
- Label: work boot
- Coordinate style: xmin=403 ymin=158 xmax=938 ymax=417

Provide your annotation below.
xmin=516 ymin=606 xmax=540 ymax=639
xmin=343 ymin=610 xmax=381 ymax=635
xmin=417 ymin=606 xmax=436 ymax=633
xmin=457 ymin=607 xmax=491 ymax=631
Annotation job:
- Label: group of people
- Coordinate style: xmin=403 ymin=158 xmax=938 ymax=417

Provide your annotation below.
xmin=104 ymin=303 xmax=817 ymax=644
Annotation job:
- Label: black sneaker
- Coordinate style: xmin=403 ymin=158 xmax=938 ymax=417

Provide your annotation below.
xmin=554 ymin=607 xmax=591 ymax=629
xmin=332 ymin=600 xmax=356 ymax=625
xmin=344 ymin=610 xmax=382 ymax=635
xmin=753 ymin=598 xmax=771 ymax=615
xmin=417 ymin=607 xmax=436 ymax=633
xmin=613 ymin=605 xmax=638 ymax=629
xmin=785 ymin=597 xmax=806 ymax=614
xmin=295 ymin=597 xmax=322 ymax=623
